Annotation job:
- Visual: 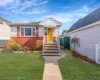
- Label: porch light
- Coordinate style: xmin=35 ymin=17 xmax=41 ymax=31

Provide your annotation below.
xmin=44 ymin=27 xmax=47 ymax=35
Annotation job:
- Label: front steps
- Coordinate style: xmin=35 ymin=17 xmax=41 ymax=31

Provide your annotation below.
xmin=42 ymin=42 xmax=60 ymax=56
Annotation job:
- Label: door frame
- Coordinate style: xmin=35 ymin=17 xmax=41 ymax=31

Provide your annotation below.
xmin=47 ymin=28 xmax=53 ymax=42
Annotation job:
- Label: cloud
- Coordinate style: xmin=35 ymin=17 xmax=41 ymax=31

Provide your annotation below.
xmin=44 ymin=6 xmax=89 ymax=23
xmin=39 ymin=0 xmax=49 ymax=5
xmin=58 ymin=6 xmax=70 ymax=9
xmin=19 ymin=0 xmax=49 ymax=11
xmin=19 ymin=0 xmax=36 ymax=11
xmin=17 ymin=9 xmax=46 ymax=15
xmin=77 ymin=5 xmax=89 ymax=12
xmin=0 ymin=0 xmax=14 ymax=6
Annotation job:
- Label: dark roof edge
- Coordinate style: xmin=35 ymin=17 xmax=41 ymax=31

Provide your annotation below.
xmin=0 ymin=17 xmax=11 ymax=23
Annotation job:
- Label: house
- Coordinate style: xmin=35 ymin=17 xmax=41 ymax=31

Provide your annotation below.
xmin=0 ymin=17 xmax=62 ymax=55
xmin=66 ymin=7 xmax=100 ymax=63
xmin=0 ymin=17 xmax=11 ymax=47
xmin=59 ymin=30 xmax=67 ymax=38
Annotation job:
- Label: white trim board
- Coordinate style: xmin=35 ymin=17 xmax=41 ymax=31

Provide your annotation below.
xmin=0 ymin=36 xmax=10 ymax=40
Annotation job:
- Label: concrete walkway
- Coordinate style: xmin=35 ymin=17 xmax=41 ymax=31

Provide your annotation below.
xmin=43 ymin=50 xmax=66 ymax=80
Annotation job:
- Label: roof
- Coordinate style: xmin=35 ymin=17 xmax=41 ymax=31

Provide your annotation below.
xmin=39 ymin=17 xmax=62 ymax=26
xmin=9 ymin=17 xmax=62 ymax=26
xmin=0 ymin=17 xmax=11 ymax=23
xmin=59 ymin=30 xmax=67 ymax=38
xmin=9 ymin=22 xmax=38 ymax=26
xmin=68 ymin=7 xmax=100 ymax=32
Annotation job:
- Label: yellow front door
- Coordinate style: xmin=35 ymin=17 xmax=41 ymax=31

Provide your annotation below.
xmin=48 ymin=28 xmax=52 ymax=42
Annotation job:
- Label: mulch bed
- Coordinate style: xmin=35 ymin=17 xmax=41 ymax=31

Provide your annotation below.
xmin=72 ymin=51 xmax=96 ymax=64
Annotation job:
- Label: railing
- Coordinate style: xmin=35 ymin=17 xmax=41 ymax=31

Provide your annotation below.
xmin=43 ymin=35 xmax=46 ymax=50
xmin=57 ymin=37 xmax=60 ymax=53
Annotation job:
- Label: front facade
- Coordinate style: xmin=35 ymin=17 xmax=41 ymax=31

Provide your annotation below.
xmin=9 ymin=18 xmax=62 ymax=50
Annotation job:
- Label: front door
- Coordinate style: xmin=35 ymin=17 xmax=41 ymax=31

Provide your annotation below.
xmin=48 ymin=28 xmax=52 ymax=42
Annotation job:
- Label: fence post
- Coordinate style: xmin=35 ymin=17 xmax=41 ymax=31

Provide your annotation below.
xmin=95 ymin=44 xmax=100 ymax=64
xmin=95 ymin=44 xmax=98 ymax=63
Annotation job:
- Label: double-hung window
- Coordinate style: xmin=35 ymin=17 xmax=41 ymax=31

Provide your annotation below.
xmin=20 ymin=27 xmax=36 ymax=37
xmin=11 ymin=26 xmax=17 ymax=36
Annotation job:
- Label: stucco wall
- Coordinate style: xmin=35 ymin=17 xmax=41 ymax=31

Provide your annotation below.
xmin=68 ymin=24 xmax=100 ymax=61
xmin=0 ymin=21 xmax=10 ymax=38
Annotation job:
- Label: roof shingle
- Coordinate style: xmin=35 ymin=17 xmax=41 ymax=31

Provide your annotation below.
xmin=68 ymin=7 xmax=100 ymax=32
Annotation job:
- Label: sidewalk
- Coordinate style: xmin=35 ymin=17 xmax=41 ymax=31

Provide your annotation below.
xmin=43 ymin=50 xmax=66 ymax=80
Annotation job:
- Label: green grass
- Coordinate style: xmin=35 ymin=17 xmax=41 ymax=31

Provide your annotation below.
xmin=59 ymin=50 xmax=100 ymax=80
xmin=0 ymin=52 xmax=44 ymax=80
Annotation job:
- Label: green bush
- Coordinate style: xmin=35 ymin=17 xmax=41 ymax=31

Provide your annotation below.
xmin=5 ymin=40 xmax=24 ymax=52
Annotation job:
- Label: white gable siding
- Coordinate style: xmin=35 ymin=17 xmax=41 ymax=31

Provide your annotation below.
xmin=68 ymin=24 xmax=100 ymax=60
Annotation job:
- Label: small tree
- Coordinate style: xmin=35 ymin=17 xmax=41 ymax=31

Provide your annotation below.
xmin=70 ymin=37 xmax=78 ymax=52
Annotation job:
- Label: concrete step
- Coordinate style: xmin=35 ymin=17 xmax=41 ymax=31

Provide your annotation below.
xmin=44 ymin=45 xmax=58 ymax=47
xmin=43 ymin=50 xmax=59 ymax=52
xmin=44 ymin=44 xmax=57 ymax=45
xmin=43 ymin=48 xmax=58 ymax=50
xmin=44 ymin=42 xmax=57 ymax=45
xmin=42 ymin=53 xmax=60 ymax=56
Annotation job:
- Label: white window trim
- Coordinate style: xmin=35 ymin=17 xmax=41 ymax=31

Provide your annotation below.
xmin=20 ymin=27 xmax=36 ymax=37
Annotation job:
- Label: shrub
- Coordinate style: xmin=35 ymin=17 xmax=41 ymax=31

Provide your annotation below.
xmin=5 ymin=40 xmax=24 ymax=52
xmin=23 ymin=46 xmax=30 ymax=51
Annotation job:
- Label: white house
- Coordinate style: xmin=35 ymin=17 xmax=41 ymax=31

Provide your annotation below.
xmin=66 ymin=7 xmax=100 ymax=63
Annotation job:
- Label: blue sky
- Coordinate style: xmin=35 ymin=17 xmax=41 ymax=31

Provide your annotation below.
xmin=0 ymin=0 xmax=100 ymax=34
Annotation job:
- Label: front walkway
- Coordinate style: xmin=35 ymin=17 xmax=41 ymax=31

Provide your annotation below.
xmin=43 ymin=50 xmax=66 ymax=80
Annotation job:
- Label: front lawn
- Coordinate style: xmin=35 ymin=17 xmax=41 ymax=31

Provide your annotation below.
xmin=59 ymin=50 xmax=100 ymax=80
xmin=0 ymin=52 xmax=44 ymax=80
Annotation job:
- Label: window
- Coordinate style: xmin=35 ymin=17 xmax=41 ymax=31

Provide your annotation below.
xmin=25 ymin=28 xmax=32 ymax=36
xmin=33 ymin=28 xmax=35 ymax=36
xmin=21 ymin=28 xmax=24 ymax=36
xmin=11 ymin=27 xmax=17 ymax=36
xmin=20 ymin=27 xmax=36 ymax=37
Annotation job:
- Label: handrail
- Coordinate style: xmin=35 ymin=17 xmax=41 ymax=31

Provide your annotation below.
xmin=43 ymin=35 xmax=45 ymax=50
xmin=57 ymin=37 xmax=60 ymax=52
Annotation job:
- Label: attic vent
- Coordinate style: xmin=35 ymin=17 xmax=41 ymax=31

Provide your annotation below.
xmin=0 ymin=21 xmax=3 ymax=24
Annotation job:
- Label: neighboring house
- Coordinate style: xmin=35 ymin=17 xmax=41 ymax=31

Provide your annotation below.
xmin=66 ymin=7 xmax=100 ymax=63
xmin=8 ymin=18 xmax=62 ymax=55
xmin=59 ymin=30 xmax=67 ymax=38
xmin=0 ymin=17 xmax=11 ymax=47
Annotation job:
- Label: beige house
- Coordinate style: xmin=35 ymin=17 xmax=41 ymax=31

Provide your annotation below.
xmin=0 ymin=18 xmax=11 ymax=47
